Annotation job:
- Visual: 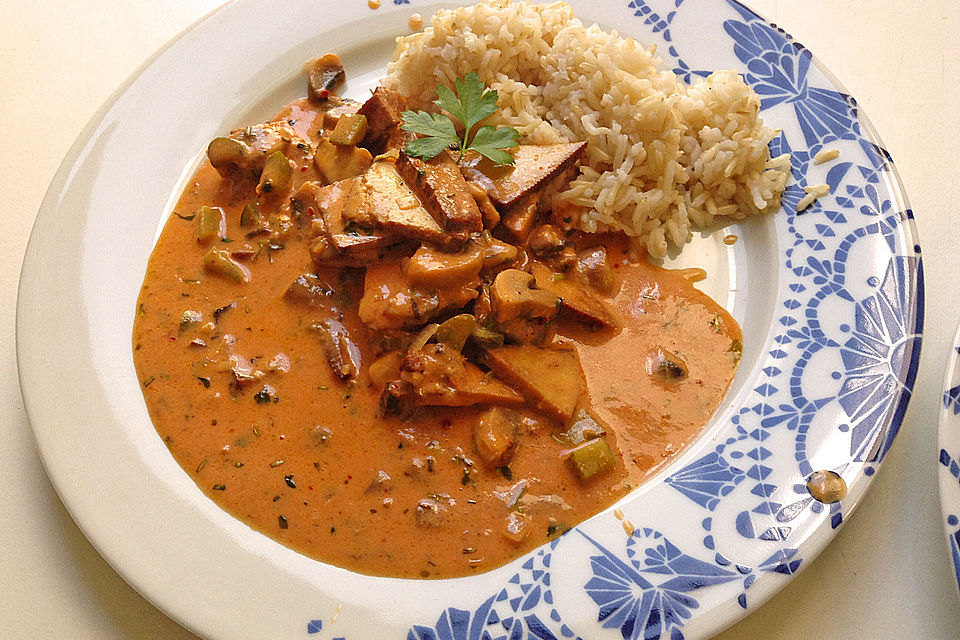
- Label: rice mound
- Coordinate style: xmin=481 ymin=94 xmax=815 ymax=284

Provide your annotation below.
xmin=383 ymin=0 xmax=791 ymax=258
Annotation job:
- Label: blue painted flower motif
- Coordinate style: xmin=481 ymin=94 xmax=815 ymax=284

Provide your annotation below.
xmin=580 ymin=529 xmax=741 ymax=640
xmin=407 ymin=547 xmax=566 ymax=640
xmin=838 ymin=256 xmax=922 ymax=462
xmin=723 ymin=4 xmax=860 ymax=147
xmin=665 ymin=452 xmax=747 ymax=510
xmin=407 ymin=597 xmax=500 ymax=640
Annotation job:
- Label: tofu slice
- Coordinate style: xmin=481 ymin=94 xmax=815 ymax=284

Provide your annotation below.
xmin=530 ymin=261 xmax=618 ymax=328
xmin=397 ymin=151 xmax=484 ymax=233
xmin=292 ymin=180 xmax=390 ymax=264
xmin=482 ymin=343 xmax=586 ymax=421
xmin=357 ymin=87 xmax=407 ymax=153
xmin=356 ymin=162 xmax=443 ymax=239
xmin=459 ymin=143 xmax=587 ymax=209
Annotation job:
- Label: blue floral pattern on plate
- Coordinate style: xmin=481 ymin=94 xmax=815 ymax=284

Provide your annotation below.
xmin=321 ymin=0 xmax=922 ymax=637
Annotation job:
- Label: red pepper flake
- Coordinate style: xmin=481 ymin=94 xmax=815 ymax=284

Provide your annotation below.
xmin=168 ymin=335 xmax=177 ymax=341
xmin=300 ymin=166 xmax=308 ymax=172
xmin=319 ymin=89 xmax=330 ymax=99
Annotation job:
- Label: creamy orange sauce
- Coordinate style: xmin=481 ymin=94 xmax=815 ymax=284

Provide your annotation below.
xmin=132 ymin=98 xmax=741 ymax=579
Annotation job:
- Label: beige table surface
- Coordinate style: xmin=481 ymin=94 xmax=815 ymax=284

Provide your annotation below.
xmin=3 ymin=1 xmax=959 ymax=638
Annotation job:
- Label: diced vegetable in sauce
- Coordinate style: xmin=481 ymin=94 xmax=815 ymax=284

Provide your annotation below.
xmin=435 ymin=314 xmax=477 ymax=351
xmin=196 ymin=206 xmax=225 ymax=244
xmin=202 ymin=248 xmax=250 ymax=283
xmin=257 ymin=151 xmax=293 ymax=195
xmin=330 ymin=113 xmax=368 ymax=146
xmin=568 ymin=437 xmax=615 ymax=481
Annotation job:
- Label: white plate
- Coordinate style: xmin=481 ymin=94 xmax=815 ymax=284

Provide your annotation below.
xmin=17 ymin=1 xmax=922 ymax=638
xmin=938 ymin=322 xmax=960 ymax=604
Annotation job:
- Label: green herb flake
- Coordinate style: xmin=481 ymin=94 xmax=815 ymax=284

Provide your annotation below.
xmin=212 ymin=483 xmax=226 ymax=491
xmin=709 ymin=313 xmax=722 ymax=333
xmin=270 ymin=459 xmax=285 ymax=468
xmin=401 ymin=72 xmax=519 ymax=165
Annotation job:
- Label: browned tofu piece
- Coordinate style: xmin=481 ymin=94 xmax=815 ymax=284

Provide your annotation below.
xmin=459 ymin=142 xmax=586 ymax=208
xmin=357 ymin=261 xmax=479 ymax=331
xmin=530 ymin=262 xmax=618 ymax=328
xmin=400 ymin=344 xmax=523 ymax=407
xmin=357 ymin=87 xmax=407 ymax=153
xmin=482 ymin=344 xmax=585 ymax=421
xmin=397 ymin=152 xmax=483 ymax=233
xmin=473 ymin=406 xmax=519 ymax=466
xmin=292 ymin=181 xmax=391 ymax=265
xmin=499 ymin=196 xmax=538 ymax=243
xmin=355 ymin=162 xmax=442 ymax=237
xmin=313 ymin=318 xmax=361 ymax=380
xmin=355 ymin=162 xmax=468 ymax=249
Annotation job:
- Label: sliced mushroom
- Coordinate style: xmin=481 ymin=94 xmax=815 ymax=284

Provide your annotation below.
xmin=577 ymin=246 xmax=616 ymax=294
xmin=379 ymin=379 xmax=416 ymax=417
xmin=528 ymin=224 xmax=565 ymax=258
xmin=648 ymin=348 xmax=688 ymax=385
xmin=473 ymin=406 xmax=519 ymax=467
xmin=313 ymin=318 xmax=362 ymax=380
xmin=308 ymin=53 xmax=346 ymax=103
xmin=490 ymin=269 xmax=560 ymax=323
xmin=404 ymin=242 xmax=485 ymax=288
xmin=478 ymin=230 xmax=518 ymax=270
xmin=283 ymin=273 xmax=334 ymax=308
xmin=313 ymin=138 xmax=373 ymax=184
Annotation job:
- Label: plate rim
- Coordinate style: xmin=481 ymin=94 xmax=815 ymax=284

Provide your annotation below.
xmin=16 ymin=0 xmax=924 ymax=638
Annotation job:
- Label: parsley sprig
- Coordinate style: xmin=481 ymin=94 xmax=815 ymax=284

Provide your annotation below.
xmin=401 ymin=72 xmax=519 ymax=165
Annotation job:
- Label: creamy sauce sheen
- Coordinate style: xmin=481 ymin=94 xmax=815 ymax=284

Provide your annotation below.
xmin=133 ymin=97 xmax=742 ymax=578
